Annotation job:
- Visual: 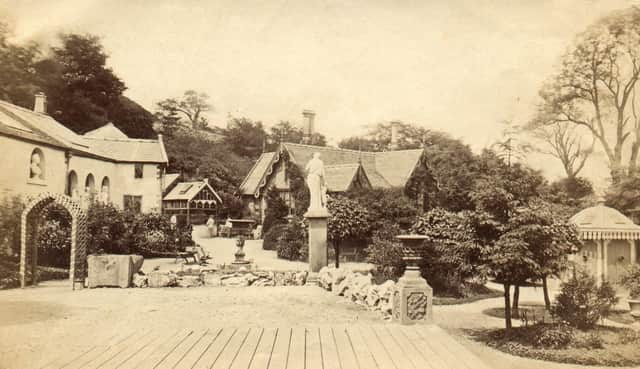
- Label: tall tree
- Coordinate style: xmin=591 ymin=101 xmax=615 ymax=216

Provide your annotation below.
xmin=224 ymin=117 xmax=267 ymax=158
xmin=0 ymin=22 xmax=40 ymax=107
xmin=538 ymin=7 xmax=640 ymax=181
xmin=156 ymin=90 xmax=211 ymax=130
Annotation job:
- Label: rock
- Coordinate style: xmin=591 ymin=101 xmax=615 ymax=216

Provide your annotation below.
xmin=318 ymin=267 xmax=332 ymax=290
xmin=87 ymin=254 xmax=141 ymax=288
xmin=273 ymin=272 xmax=286 ymax=286
xmin=221 ymin=276 xmax=249 ymax=287
xmin=377 ymin=280 xmax=396 ymax=302
xmin=148 ymin=271 xmax=178 ymax=287
xmin=334 ymin=272 xmax=356 ymax=296
xmin=130 ymin=255 xmax=144 ymax=273
xmin=245 ymin=273 xmax=260 ymax=285
xmin=380 ymin=297 xmax=394 ymax=317
xmin=252 ymin=278 xmax=275 ymax=287
xmin=131 ymin=273 xmax=148 ymax=288
xmin=203 ymin=273 xmax=221 ymax=286
xmin=350 ymin=274 xmax=372 ymax=303
xmin=294 ymin=271 xmax=307 ymax=286
xmin=365 ymin=284 xmax=381 ymax=308
xmin=178 ymin=275 xmax=203 ymax=287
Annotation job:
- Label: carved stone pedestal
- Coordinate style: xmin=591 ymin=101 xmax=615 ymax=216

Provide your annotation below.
xmin=305 ymin=208 xmax=329 ymax=273
xmin=392 ymin=234 xmax=433 ymax=325
xmin=392 ymin=268 xmax=433 ymax=324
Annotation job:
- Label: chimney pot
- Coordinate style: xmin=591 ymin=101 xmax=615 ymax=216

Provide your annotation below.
xmin=390 ymin=120 xmax=401 ymax=150
xmin=302 ymin=110 xmax=315 ymax=143
xmin=34 ymin=92 xmax=47 ymax=114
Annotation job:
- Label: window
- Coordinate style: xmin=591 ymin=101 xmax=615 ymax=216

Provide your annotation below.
xmin=29 ymin=148 xmax=45 ymax=180
xmin=100 ymin=177 xmax=110 ymax=203
xmin=134 ymin=163 xmax=144 ymax=178
xmin=123 ymin=195 xmax=142 ymax=213
xmin=85 ymin=174 xmax=95 ymax=202
xmin=67 ymin=170 xmax=78 ymax=197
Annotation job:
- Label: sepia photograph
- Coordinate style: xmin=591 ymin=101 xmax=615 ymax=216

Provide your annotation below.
xmin=2 ymin=1 xmax=640 ymax=368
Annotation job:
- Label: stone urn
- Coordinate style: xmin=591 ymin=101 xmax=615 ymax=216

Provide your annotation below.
xmin=629 ymin=298 xmax=640 ymax=321
xmin=232 ymin=236 xmax=250 ymax=265
xmin=392 ymin=234 xmax=433 ymax=325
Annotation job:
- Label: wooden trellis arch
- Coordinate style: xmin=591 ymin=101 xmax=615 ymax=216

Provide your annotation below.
xmin=20 ymin=192 xmax=88 ymax=290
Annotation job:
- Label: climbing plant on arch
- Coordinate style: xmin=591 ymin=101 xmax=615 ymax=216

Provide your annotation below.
xmin=20 ymin=192 xmax=88 ymax=290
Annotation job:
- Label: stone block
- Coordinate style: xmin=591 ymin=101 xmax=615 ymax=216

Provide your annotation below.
xmin=148 ymin=271 xmax=178 ymax=287
xmin=132 ymin=273 xmax=148 ymax=288
xmin=178 ymin=275 xmax=203 ymax=287
xmin=87 ymin=254 xmax=143 ymax=288
xmin=204 ymin=273 xmax=222 ymax=286
xmin=391 ymin=273 xmax=433 ymax=325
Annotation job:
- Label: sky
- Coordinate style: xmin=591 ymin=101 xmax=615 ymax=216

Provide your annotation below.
xmin=0 ymin=0 xmax=636 ymax=188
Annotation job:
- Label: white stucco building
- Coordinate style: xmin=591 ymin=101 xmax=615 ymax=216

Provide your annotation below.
xmin=0 ymin=94 xmax=168 ymax=213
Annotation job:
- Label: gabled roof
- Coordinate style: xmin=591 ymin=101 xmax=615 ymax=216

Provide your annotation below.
xmin=324 ymin=164 xmax=370 ymax=192
xmin=238 ymin=142 xmax=426 ymax=198
xmin=571 ymin=204 xmax=640 ymax=240
xmin=163 ymin=180 xmax=222 ymax=202
xmin=84 ymin=123 xmax=129 ymax=139
xmin=163 ymin=173 xmax=181 ymax=192
xmin=0 ymin=99 xmax=167 ymax=164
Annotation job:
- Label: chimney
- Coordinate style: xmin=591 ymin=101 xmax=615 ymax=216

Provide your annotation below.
xmin=302 ymin=110 xmax=315 ymax=144
xmin=390 ymin=120 xmax=400 ymax=150
xmin=33 ymin=92 xmax=47 ymax=114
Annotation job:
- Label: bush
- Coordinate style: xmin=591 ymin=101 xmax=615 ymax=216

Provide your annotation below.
xmin=533 ymin=323 xmax=574 ymax=349
xmin=262 ymin=188 xmax=289 ymax=234
xmin=365 ymin=223 xmax=404 ymax=281
xmin=275 ymin=217 xmax=309 ymax=261
xmin=37 ymin=204 xmax=71 ymax=268
xmin=263 ymin=224 xmax=288 ymax=251
xmin=553 ymin=270 xmax=618 ymax=329
xmin=346 ymin=188 xmax=418 ymax=230
xmin=619 ymin=264 xmax=640 ymax=299
xmin=0 ymin=195 xmax=24 ymax=257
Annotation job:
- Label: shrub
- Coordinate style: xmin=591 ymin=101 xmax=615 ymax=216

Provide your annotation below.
xmin=0 ymin=195 xmax=24 ymax=257
xmin=553 ymin=270 xmax=618 ymax=329
xmin=262 ymin=188 xmax=289 ymax=233
xmin=365 ymin=223 xmax=404 ymax=281
xmin=275 ymin=217 xmax=309 ymax=261
xmin=263 ymin=224 xmax=288 ymax=251
xmin=346 ymin=188 xmax=418 ymax=230
xmin=533 ymin=323 xmax=574 ymax=349
xmin=36 ymin=204 xmax=71 ymax=268
xmin=619 ymin=264 xmax=640 ymax=299
xmin=327 ymin=196 xmax=372 ymax=267
xmin=87 ymin=203 xmax=132 ymax=254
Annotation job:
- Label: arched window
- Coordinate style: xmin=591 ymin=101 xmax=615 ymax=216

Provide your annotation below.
xmin=67 ymin=171 xmax=78 ymax=197
xmin=85 ymin=174 xmax=95 ymax=202
xmin=29 ymin=148 xmax=45 ymax=180
xmin=100 ymin=177 xmax=110 ymax=203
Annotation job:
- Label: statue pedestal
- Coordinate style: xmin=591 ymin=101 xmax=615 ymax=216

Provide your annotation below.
xmin=392 ymin=268 xmax=433 ymax=324
xmin=305 ymin=208 xmax=329 ymax=274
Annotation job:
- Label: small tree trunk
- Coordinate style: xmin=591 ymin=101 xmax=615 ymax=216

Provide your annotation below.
xmin=334 ymin=241 xmax=340 ymax=268
xmin=504 ymin=283 xmax=512 ymax=331
xmin=512 ymin=285 xmax=520 ymax=318
xmin=542 ymin=276 xmax=551 ymax=310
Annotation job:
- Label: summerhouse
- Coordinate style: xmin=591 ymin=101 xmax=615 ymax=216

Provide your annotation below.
xmin=570 ymin=203 xmax=640 ymax=283
xmin=162 ymin=179 xmax=222 ymax=225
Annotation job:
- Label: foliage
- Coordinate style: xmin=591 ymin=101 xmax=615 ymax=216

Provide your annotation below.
xmin=262 ymin=188 xmax=289 ymax=234
xmin=0 ymin=23 xmax=40 ymax=107
xmin=262 ymin=223 xmax=288 ymax=251
xmin=411 ymin=208 xmax=486 ymax=295
xmin=267 ymin=121 xmax=326 ymax=148
xmin=553 ymin=270 xmax=618 ymax=330
xmin=275 ymin=217 xmax=309 ymax=261
xmin=0 ymin=258 xmax=68 ymax=290
xmin=327 ymin=196 xmax=372 ymax=266
xmin=346 ymin=188 xmax=418 ymax=230
xmin=365 ymin=223 xmax=405 ymax=281
xmin=283 ymin=151 xmax=310 ymax=217
xmin=619 ymin=264 xmax=640 ymax=299
xmin=87 ymin=203 xmax=132 ymax=254
xmin=533 ymin=322 xmax=575 ymax=349
xmin=545 ymin=177 xmax=594 ymax=207
xmin=36 ymin=204 xmax=71 ymax=268
xmin=156 ymin=90 xmax=211 ymax=130
xmin=605 ymin=174 xmax=640 ymax=214
xmin=0 ymin=195 xmax=24 ymax=257
xmin=224 ymin=117 xmax=267 ymax=158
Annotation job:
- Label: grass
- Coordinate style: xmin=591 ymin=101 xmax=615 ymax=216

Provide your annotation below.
xmin=607 ymin=310 xmax=638 ymax=325
xmin=433 ymin=283 xmax=503 ymax=305
xmin=482 ymin=304 xmax=553 ymax=323
xmin=468 ymin=324 xmax=640 ymax=366
xmin=0 ymin=258 xmax=68 ymax=289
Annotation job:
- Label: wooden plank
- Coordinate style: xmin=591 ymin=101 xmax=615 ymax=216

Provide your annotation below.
xmin=64 ymin=330 xmax=140 ymax=369
xmin=386 ymin=326 xmax=435 ymax=369
xmin=156 ymin=329 xmax=211 ymax=369
xmin=118 ymin=330 xmax=183 ymax=369
xmin=95 ymin=330 xmax=158 ymax=369
xmin=40 ymin=332 xmax=120 ymax=369
xmin=414 ymin=325 xmax=469 ymax=369
xmin=248 ymin=328 xmax=277 ymax=369
xmin=401 ymin=326 xmax=453 ymax=369
xmin=287 ymin=327 xmax=306 ymax=369
xmin=332 ymin=326 xmax=359 ymax=369
xmin=136 ymin=329 xmax=194 ymax=369
xmin=373 ymin=326 xmax=416 ymax=369
xmin=267 ymin=327 xmax=291 ymax=369
xmin=305 ymin=327 xmax=323 ymax=369
xmin=211 ymin=327 xmax=250 ymax=369
xmin=192 ymin=327 xmax=237 ymax=369
xmin=105 ymin=331 xmax=166 ymax=369
xmin=174 ymin=328 xmax=223 ymax=369
xmin=319 ymin=326 xmax=340 ymax=369
xmin=345 ymin=326 xmax=378 ymax=369
xmin=356 ymin=326 xmax=396 ymax=369
xmin=421 ymin=325 xmax=488 ymax=369
xmin=229 ymin=328 xmax=263 ymax=369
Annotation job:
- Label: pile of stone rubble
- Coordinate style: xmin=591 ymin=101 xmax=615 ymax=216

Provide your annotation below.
xmin=317 ymin=266 xmax=396 ymax=319
xmin=131 ymin=269 xmax=308 ymax=288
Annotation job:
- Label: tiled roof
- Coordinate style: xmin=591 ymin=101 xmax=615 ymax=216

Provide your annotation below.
xmin=324 ymin=164 xmax=367 ymax=192
xmin=238 ymin=152 xmax=278 ymax=196
xmin=163 ymin=181 xmax=222 ymax=202
xmin=571 ymin=204 xmax=640 ymax=240
xmin=163 ymin=173 xmax=181 ymax=192
xmin=238 ymin=142 xmax=425 ymax=197
xmin=0 ymin=99 xmax=167 ymax=164
xmin=84 ymin=123 xmax=129 ymax=139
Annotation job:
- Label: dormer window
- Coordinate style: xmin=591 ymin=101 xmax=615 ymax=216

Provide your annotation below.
xmin=134 ymin=163 xmax=144 ymax=178
xmin=28 ymin=148 xmax=45 ymax=182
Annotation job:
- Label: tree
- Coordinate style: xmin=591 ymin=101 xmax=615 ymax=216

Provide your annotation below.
xmin=267 ymin=120 xmax=327 ymax=149
xmin=537 ymin=7 xmax=640 ymax=181
xmin=327 ymin=196 xmax=372 ymax=268
xmin=0 ymin=22 xmax=40 ymax=107
xmin=605 ymin=174 xmax=640 ymax=214
xmin=156 ymin=90 xmax=211 ymax=130
xmin=338 ymin=121 xmax=431 ymax=151
xmin=224 ymin=117 xmax=267 ymax=158
xmin=262 ymin=188 xmax=289 ymax=234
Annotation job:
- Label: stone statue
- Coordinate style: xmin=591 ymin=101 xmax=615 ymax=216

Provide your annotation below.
xmin=305 ymin=152 xmax=327 ymax=211
xmin=30 ymin=153 xmax=42 ymax=179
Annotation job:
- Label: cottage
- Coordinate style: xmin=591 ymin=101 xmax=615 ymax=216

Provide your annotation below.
xmin=163 ymin=179 xmax=222 ymax=224
xmin=0 ymin=94 xmax=168 ymax=213
xmin=571 ymin=203 xmax=640 ymax=283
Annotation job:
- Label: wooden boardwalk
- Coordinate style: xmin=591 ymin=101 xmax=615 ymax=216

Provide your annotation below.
xmin=39 ymin=325 xmax=488 ymax=369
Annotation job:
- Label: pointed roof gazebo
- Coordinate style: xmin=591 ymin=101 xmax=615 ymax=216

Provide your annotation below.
xmin=570 ymin=203 xmax=640 ymax=282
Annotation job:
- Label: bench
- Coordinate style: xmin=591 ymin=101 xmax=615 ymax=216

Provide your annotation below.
xmin=220 ymin=219 xmax=256 ymax=238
